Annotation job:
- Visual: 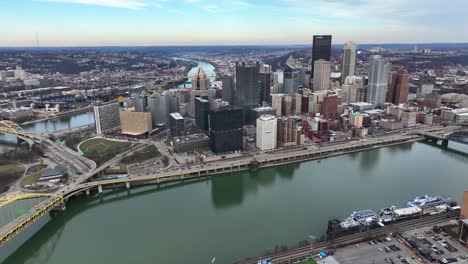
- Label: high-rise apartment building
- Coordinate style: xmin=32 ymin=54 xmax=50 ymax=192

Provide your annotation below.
xmin=341 ymin=42 xmax=357 ymax=83
xmin=387 ymin=69 xmax=409 ymax=105
xmin=259 ymin=64 xmax=272 ymax=104
xmin=277 ymin=117 xmax=297 ymax=147
xmin=321 ymin=95 xmax=339 ymax=120
xmin=367 ymin=55 xmax=391 ymax=107
xmin=313 ymin=59 xmax=331 ymax=91
xmin=311 ymin=35 xmax=332 ymax=80
xmin=256 ymin=115 xmax=277 ymax=151
xmin=94 ymin=103 xmax=120 ymax=135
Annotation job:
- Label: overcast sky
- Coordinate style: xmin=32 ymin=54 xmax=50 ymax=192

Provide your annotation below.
xmin=1 ymin=0 xmax=468 ymax=46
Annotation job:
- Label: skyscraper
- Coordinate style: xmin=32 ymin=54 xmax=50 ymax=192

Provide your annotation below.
xmin=311 ymin=35 xmax=332 ymax=80
xmin=221 ymin=74 xmax=234 ymax=104
xmin=189 ymin=67 xmax=210 ymax=117
xmin=283 ymin=64 xmax=300 ymax=95
xmin=387 ymin=69 xmax=409 ymax=105
xmin=234 ymin=61 xmax=261 ymax=123
xmin=208 ymin=106 xmax=243 ymax=154
xmin=341 ymin=42 xmax=357 ymax=83
xmin=366 ymin=55 xmax=391 ymax=107
xmin=259 ymin=64 xmax=272 ymax=104
xmin=313 ymin=59 xmax=331 ymax=91
xmin=94 ymin=103 xmax=120 ymax=135
xmin=417 ymin=72 xmax=436 ymax=98
xmin=134 ymin=95 xmax=147 ymax=112
xmin=234 ymin=61 xmax=260 ymax=108
xmin=169 ymin=112 xmax=185 ymax=137
xmin=321 ymin=95 xmax=339 ymax=120
xmin=195 ymin=97 xmax=210 ymax=130
xmin=277 ymin=117 xmax=296 ymax=147
xmin=256 ymin=115 xmax=277 ymax=151
xmin=342 ymin=75 xmax=364 ymax=103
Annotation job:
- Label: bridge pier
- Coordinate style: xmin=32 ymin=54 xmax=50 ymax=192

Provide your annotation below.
xmin=98 ymin=185 xmax=103 ymax=194
xmin=442 ymin=139 xmax=449 ymax=147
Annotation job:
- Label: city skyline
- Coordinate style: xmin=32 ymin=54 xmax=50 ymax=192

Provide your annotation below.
xmin=2 ymin=0 xmax=468 ymax=47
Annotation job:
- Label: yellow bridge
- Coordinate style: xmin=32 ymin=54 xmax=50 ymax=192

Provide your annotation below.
xmin=0 ymin=193 xmax=64 ymax=245
xmin=0 ymin=120 xmax=38 ymax=141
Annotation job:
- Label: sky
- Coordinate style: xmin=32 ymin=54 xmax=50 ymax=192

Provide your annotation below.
xmin=1 ymin=0 xmax=468 ymax=47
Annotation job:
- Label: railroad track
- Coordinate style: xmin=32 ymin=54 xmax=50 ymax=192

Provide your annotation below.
xmin=235 ymin=210 xmax=459 ymax=264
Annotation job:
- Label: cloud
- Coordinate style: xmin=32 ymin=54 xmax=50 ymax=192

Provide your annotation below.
xmin=38 ymin=0 xmax=147 ymax=9
xmin=201 ymin=4 xmax=217 ymax=12
xmin=184 ymin=0 xmax=200 ymax=3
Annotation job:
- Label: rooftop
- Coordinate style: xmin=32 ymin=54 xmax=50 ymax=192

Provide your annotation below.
xmin=258 ymin=114 xmax=276 ymax=121
xmin=41 ymin=166 xmax=65 ymax=178
xmin=350 ymin=102 xmax=374 ymax=107
xmin=170 ymin=112 xmax=184 ymax=120
xmin=173 ymin=133 xmax=209 ymax=143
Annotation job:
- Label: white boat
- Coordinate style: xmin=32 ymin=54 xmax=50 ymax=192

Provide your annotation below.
xmin=340 ymin=217 xmax=360 ymax=231
xmin=407 ymin=195 xmax=451 ymax=214
xmin=380 ymin=206 xmax=396 ymax=223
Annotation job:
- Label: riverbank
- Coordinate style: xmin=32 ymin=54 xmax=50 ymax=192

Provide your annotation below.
xmin=20 ymin=106 xmax=92 ymax=126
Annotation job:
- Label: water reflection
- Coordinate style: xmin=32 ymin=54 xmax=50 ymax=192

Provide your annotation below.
xmin=211 ymin=164 xmax=301 ymax=209
xmin=3 ymin=180 xmax=206 ymax=264
xmin=359 ymin=148 xmax=381 ymax=171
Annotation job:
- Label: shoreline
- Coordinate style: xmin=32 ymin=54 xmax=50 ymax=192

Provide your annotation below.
xmin=20 ymin=107 xmax=93 ymax=126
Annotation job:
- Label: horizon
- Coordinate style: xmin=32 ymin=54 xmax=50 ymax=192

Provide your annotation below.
xmin=1 ymin=42 xmax=468 ymax=49
xmin=2 ymin=0 xmax=468 ymax=47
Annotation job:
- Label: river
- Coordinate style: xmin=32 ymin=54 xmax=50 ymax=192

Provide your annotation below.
xmin=0 ymin=111 xmax=95 ymax=152
xmin=175 ymin=58 xmax=216 ymax=89
xmin=3 ymin=142 xmax=468 ymax=264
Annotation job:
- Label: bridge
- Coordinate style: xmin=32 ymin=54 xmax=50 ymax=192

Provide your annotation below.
xmin=0 ymin=121 xmax=37 ymax=143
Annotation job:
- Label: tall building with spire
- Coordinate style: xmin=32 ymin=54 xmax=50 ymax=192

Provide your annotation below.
xmin=311 ymin=35 xmax=332 ymax=80
xmin=366 ymin=55 xmax=391 ymax=107
xmin=189 ymin=67 xmax=210 ymax=117
xmin=341 ymin=42 xmax=357 ymax=83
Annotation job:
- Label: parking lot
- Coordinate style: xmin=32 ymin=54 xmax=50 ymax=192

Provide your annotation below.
xmin=333 ymin=236 xmax=421 ymax=264
xmin=399 ymin=221 xmax=468 ymax=264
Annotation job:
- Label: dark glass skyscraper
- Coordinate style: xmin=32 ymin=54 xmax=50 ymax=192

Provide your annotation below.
xmin=311 ymin=35 xmax=332 ymax=79
xmin=234 ymin=61 xmax=260 ymax=108
xmin=208 ymin=106 xmax=243 ymax=154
